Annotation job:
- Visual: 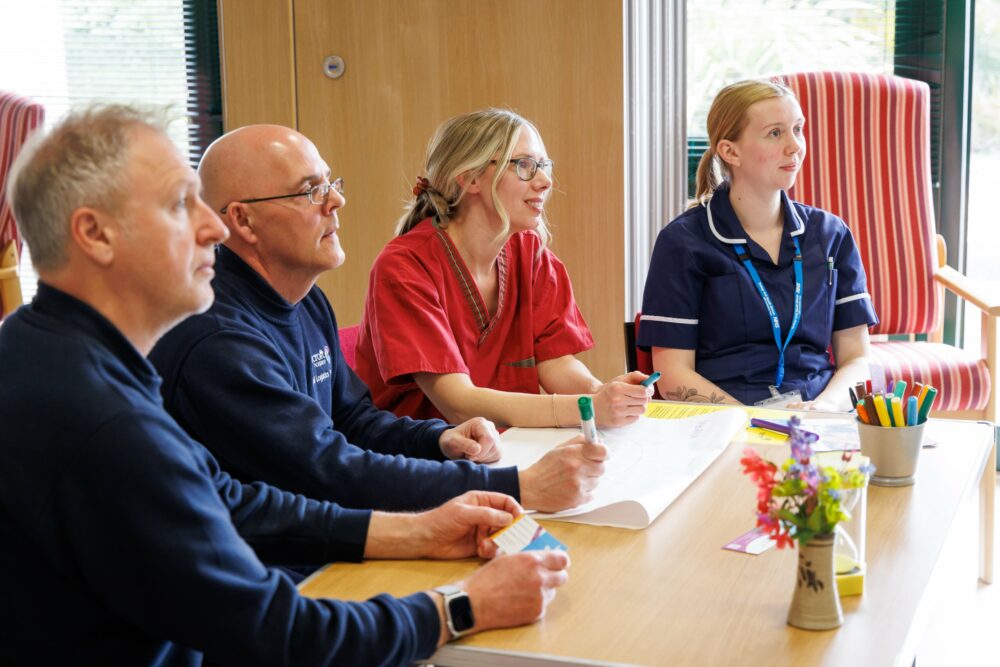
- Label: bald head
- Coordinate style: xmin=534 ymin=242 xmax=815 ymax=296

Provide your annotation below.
xmin=196 ymin=125 xmax=344 ymax=303
xmin=198 ymin=125 xmax=327 ymax=214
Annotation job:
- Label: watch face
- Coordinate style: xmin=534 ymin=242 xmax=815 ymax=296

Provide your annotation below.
xmin=448 ymin=594 xmax=475 ymax=633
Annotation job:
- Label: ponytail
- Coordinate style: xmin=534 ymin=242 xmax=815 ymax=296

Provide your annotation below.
xmin=396 ymin=178 xmax=454 ymax=235
xmin=691 ymin=148 xmax=723 ymax=207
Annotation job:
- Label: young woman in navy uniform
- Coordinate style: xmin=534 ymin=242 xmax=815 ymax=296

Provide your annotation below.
xmin=639 ymin=79 xmax=878 ymax=410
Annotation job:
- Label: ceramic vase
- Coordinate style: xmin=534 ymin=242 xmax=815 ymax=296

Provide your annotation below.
xmin=787 ymin=533 xmax=843 ymax=630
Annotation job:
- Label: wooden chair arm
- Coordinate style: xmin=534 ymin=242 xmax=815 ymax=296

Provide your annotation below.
xmin=934 ymin=265 xmax=1000 ymax=317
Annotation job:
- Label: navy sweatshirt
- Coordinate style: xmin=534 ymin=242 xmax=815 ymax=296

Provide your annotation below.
xmin=149 ymin=246 xmax=519 ymax=511
xmin=0 ymin=284 xmax=439 ymax=666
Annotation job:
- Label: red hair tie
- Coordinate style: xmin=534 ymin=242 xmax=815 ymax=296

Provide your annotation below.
xmin=412 ymin=176 xmax=431 ymax=197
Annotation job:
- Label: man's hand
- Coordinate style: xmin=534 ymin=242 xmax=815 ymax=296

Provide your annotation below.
xmin=518 ymin=434 xmax=608 ymax=512
xmin=592 ymin=371 xmax=652 ymax=428
xmin=440 ymin=417 xmax=502 ymax=463
xmin=410 ymin=491 xmax=521 ymax=560
xmin=461 ymin=550 xmax=570 ymax=634
xmin=429 ymin=549 xmax=571 ymax=645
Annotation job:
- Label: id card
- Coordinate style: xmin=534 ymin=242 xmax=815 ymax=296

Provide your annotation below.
xmin=754 ymin=388 xmax=802 ymax=408
xmin=489 ymin=515 xmax=567 ymax=556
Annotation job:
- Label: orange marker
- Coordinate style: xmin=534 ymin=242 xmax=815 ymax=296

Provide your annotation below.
xmin=856 ymin=400 xmax=871 ymax=425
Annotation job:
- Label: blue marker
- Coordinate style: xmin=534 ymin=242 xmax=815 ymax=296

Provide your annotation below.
xmin=907 ymin=395 xmax=918 ymax=426
xmin=641 ymin=371 xmax=661 ymax=388
xmin=578 ymin=396 xmax=601 ymax=444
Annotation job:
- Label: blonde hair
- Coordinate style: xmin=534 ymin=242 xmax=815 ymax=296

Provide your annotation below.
xmin=396 ymin=108 xmax=550 ymax=247
xmin=692 ymin=78 xmax=795 ymax=206
xmin=8 ymin=104 xmax=170 ymax=271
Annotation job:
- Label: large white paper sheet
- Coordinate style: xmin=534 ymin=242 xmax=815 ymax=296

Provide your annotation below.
xmin=494 ymin=409 xmax=747 ymax=529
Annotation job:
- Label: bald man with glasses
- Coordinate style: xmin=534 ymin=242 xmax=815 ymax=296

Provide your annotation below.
xmin=149 ymin=125 xmax=606 ymax=516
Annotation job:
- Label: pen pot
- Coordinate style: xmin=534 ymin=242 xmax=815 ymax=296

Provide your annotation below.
xmin=856 ymin=420 xmax=925 ymax=487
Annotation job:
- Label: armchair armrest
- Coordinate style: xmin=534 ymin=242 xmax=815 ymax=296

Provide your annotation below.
xmin=934 ymin=265 xmax=1000 ymax=318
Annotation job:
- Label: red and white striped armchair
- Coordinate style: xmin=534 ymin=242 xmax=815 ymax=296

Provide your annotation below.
xmin=1 ymin=91 xmax=44 ymax=319
xmin=783 ymin=71 xmax=999 ymax=421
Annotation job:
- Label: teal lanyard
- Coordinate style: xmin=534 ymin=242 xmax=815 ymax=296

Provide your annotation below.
xmin=733 ymin=237 xmax=803 ymax=388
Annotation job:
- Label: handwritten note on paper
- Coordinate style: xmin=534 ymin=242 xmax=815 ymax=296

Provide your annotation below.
xmin=493 ymin=409 xmax=747 ymax=529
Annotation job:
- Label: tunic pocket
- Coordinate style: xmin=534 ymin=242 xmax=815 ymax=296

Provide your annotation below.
xmin=495 ymin=357 xmax=541 ymax=394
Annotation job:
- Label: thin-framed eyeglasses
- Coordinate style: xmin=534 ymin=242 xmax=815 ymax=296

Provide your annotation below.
xmin=220 ymin=177 xmax=345 ymax=214
xmin=490 ymin=157 xmax=554 ymax=181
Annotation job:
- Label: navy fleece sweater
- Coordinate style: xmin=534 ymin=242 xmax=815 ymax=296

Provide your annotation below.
xmin=149 ymin=246 xmax=519 ymax=511
xmin=0 ymin=284 xmax=438 ymax=666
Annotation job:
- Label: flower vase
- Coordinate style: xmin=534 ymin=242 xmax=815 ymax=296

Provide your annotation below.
xmin=787 ymin=534 xmax=843 ymax=630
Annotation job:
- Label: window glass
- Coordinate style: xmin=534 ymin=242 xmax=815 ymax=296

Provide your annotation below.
xmin=686 ymin=0 xmax=896 ymax=195
xmin=963 ymin=0 xmax=1000 ymax=350
xmin=0 ymin=0 xmax=214 ymax=304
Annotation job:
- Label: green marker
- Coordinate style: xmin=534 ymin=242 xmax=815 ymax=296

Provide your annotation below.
xmin=893 ymin=379 xmax=907 ymax=400
xmin=916 ymin=387 xmax=938 ymax=424
xmin=578 ymin=396 xmax=599 ymax=444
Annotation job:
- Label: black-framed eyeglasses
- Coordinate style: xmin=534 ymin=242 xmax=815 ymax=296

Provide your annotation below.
xmin=220 ymin=177 xmax=345 ymax=214
xmin=490 ymin=157 xmax=554 ymax=181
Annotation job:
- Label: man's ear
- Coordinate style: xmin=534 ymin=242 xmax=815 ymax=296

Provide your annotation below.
xmin=226 ymin=203 xmax=257 ymax=244
xmin=716 ymin=140 xmax=740 ymax=169
xmin=68 ymin=207 xmax=115 ymax=266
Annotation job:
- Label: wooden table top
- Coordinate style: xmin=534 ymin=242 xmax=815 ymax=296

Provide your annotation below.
xmin=300 ymin=418 xmax=995 ymax=667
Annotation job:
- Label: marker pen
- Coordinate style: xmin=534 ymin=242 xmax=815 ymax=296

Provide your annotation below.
xmin=641 ymin=371 xmax=661 ymax=388
xmin=578 ymin=396 xmax=600 ymax=444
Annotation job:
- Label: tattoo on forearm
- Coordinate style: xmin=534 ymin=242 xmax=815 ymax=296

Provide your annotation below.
xmin=665 ymin=386 xmax=728 ymax=404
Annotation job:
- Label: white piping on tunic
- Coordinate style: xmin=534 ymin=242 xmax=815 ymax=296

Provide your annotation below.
xmin=640 ymin=314 xmax=699 ymax=325
xmin=835 ymin=292 xmax=871 ymax=306
xmin=703 ymin=193 xmax=805 ymax=245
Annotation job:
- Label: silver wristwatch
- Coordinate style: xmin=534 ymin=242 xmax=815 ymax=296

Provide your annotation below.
xmin=433 ymin=584 xmax=475 ymax=639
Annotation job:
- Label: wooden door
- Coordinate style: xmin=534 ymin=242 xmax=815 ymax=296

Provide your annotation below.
xmin=223 ymin=0 xmax=625 ymax=379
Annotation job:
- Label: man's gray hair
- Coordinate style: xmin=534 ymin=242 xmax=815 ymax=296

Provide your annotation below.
xmin=7 ymin=104 xmax=171 ymax=271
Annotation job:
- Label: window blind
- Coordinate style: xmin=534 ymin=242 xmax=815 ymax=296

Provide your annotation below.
xmin=0 ymin=0 xmax=222 ymax=303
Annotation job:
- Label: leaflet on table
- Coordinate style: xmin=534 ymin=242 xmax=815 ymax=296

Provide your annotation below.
xmin=491 ymin=409 xmax=747 ymax=529
xmin=645 ymin=402 xmax=793 ymax=445
xmin=644 ymin=402 xmax=874 ymax=451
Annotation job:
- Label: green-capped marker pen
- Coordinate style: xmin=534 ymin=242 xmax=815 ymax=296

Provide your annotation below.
xmin=917 ymin=386 xmax=938 ymax=424
xmin=641 ymin=371 xmax=661 ymax=388
xmin=578 ymin=396 xmax=600 ymax=444
xmin=893 ymin=379 xmax=907 ymax=400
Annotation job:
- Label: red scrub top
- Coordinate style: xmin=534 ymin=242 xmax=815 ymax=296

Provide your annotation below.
xmin=356 ymin=218 xmax=594 ymax=421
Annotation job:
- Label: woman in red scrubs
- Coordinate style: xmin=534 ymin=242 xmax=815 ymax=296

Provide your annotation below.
xmin=356 ymin=109 xmax=651 ymax=428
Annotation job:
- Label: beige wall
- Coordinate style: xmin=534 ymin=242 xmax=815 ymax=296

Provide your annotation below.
xmin=219 ymin=0 xmax=625 ymax=380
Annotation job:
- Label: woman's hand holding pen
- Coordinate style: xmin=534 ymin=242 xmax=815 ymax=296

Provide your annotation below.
xmin=592 ymin=371 xmax=653 ymax=428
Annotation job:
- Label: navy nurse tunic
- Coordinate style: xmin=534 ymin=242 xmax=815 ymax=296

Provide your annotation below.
xmin=638 ymin=183 xmax=878 ymax=405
